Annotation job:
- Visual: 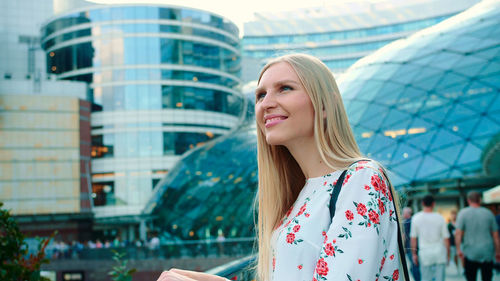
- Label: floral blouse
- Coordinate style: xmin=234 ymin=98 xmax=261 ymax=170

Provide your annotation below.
xmin=270 ymin=160 xmax=401 ymax=281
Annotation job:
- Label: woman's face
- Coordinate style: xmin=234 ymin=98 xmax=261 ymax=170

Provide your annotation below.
xmin=255 ymin=62 xmax=315 ymax=147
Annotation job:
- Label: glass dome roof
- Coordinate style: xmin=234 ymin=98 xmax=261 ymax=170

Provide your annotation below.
xmin=338 ymin=0 xmax=500 ymax=187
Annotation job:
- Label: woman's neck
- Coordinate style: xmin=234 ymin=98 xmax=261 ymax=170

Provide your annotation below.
xmin=285 ymin=137 xmax=337 ymax=179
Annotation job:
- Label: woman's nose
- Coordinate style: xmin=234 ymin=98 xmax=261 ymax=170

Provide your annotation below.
xmin=260 ymin=93 xmax=277 ymax=109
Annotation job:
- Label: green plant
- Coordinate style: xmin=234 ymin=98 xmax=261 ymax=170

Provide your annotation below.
xmin=108 ymin=250 xmax=136 ymax=281
xmin=0 ymin=202 xmax=54 ymax=281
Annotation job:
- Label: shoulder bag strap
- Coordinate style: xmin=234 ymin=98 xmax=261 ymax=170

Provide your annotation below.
xmin=328 ymin=162 xmax=411 ymax=281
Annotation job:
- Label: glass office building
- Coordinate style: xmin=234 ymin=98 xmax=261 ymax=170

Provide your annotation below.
xmin=41 ymin=3 xmax=244 ymax=233
xmin=242 ymin=0 xmax=479 ymax=81
xmin=148 ymin=0 xmax=500 ymax=238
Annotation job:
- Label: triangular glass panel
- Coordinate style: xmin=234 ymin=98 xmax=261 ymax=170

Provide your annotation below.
xmin=392 ymin=142 xmax=423 ymax=165
xmin=429 ymin=129 xmax=464 ymax=150
xmin=388 ymin=172 xmax=409 ymax=188
xmin=445 ymin=117 xmax=480 ymax=138
xmin=469 ymin=38 xmax=500 ymax=52
xmin=470 ymin=116 xmax=500 ymax=139
xmin=412 ymin=52 xmax=441 ymax=67
xmin=453 ymin=55 xmax=488 ymax=69
xmin=474 ymin=46 xmax=500 ymax=60
xmin=367 ymin=132 xmax=397 ymax=154
xmin=437 ymin=83 xmax=467 ymax=100
xmin=362 ymin=112 xmax=390 ymax=131
xmin=371 ymin=63 xmax=401 ymax=81
xmin=487 ymin=94 xmax=500 ymax=113
xmin=456 ymin=142 xmax=481 ymax=166
xmin=445 ymin=103 xmax=480 ymax=122
xmin=478 ymin=61 xmax=500 ymax=77
xmin=391 ymin=64 xmax=424 ymax=84
xmin=382 ymin=109 xmax=413 ymax=129
xmin=405 ymin=128 xmax=437 ymax=151
xmin=431 ymin=52 xmax=464 ymax=70
xmin=415 ymin=155 xmax=449 ymax=179
xmin=452 ymin=63 xmax=485 ymax=77
xmin=434 ymin=72 xmax=470 ymax=90
xmin=460 ymin=93 xmax=497 ymax=113
xmin=397 ymin=86 xmax=428 ymax=114
xmin=477 ymin=72 xmax=500 ymax=88
xmin=346 ymin=100 xmax=369 ymax=124
xmin=431 ymin=144 xmax=462 ymax=166
xmin=357 ymin=138 xmax=371 ymax=155
xmin=372 ymin=145 xmax=397 ymax=163
xmin=446 ymin=36 xmax=480 ymax=53
xmin=390 ymin=156 xmax=423 ymax=181
xmin=357 ymin=81 xmax=386 ymax=102
xmin=420 ymin=104 xmax=453 ymax=124
xmin=413 ymin=73 xmax=443 ymax=91
xmin=374 ymin=82 xmax=405 ymax=106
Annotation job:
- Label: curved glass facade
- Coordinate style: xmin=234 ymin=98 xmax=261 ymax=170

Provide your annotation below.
xmin=242 ymin=0 xmax=478 ymax=79
xmin=41 ymin=4 xmax=244 ymax=219
xmin=147 ymin=0 xmax=499 ymax=238
xmin=338 ymin=0 xmax=500 ymax=187
xmin=145 ymin=121 xmax=257 ymax=239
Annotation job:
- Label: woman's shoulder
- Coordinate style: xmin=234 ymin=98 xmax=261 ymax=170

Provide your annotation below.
xmin=347 ymin=159 xmax=385 ymax=177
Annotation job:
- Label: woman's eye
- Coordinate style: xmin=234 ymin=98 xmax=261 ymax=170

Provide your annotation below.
xmin=256 ymin=92 xmax=266 ymax=101
xmin=280 ymin=85 xmax=293 ymax=92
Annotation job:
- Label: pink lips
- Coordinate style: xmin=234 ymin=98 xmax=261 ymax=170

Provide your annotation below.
xmin=264 ymin=115 xmax=287 ymax=128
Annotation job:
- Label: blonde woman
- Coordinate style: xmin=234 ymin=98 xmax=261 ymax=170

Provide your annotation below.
xmin=156 ymin=54 xmax=405 ymax=281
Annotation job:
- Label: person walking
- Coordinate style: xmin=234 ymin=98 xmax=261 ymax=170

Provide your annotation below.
xmin=455 ymin=191 xmax=500 ymax=281
xmin=448 ymin=209 xmax=460 ymax=273
xmin=403 ymin=207 xmax=421 ymax=281
xmin=410 ymin=194 xmax=450 ymax=281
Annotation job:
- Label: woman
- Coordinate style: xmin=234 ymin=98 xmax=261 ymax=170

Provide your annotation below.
xmin=157 ymin=54 xmax=403 ymax=281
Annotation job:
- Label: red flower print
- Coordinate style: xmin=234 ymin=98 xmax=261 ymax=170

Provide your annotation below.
xmin=322 ymin=231 xmax=327 ymax=237
xmin=297 ymin=203 xmax=307 ymax=216
xmin=272 ymin=256 xmax=276 ymax=271
xmin=343 ymin=174 xmax=351 ymax=185
xmin=313 ymin=278 xmax=317 ymax=281
xmin=393 ymin=269 xmax=399 ymax=280
xmin=368 ymin=210 xmax=380 ymax=224
xmin=358 ymin=259 xmax=363 ymax=264
xmin=285 ymin=206 xmax=293 ymax=217
xmin=284 ymin=220 xmax=291 ymax=228
xmin=332 ymin=239 xmax=336 ymax=244
xmin=324 ymin=243 xmax=335 ymax=256
xmin=378 ymin=198 xmax=385 ymax=215
xmin=315 ymin=258 xmax=329 ymax=276
xmin=364 ymin=185 xmax=370 ymax=190
xmin=230 ymin=276 xmax=238 ymax=280
xmin=357 ymin=203 xmax=367 ymax=216
xmin=305 ymin=213 xmax=310 ymax=218
xmin=345 ymin=210 xmax=354 ymax=221
xmin=380 ymin=257 xmax=386 ymax=269
xmin=298 ymin=264 xmax=303 ymax=270
xmin=324 ymin=181 xmax=327 ymax=186
xmin=390 ymin=254 xmax=395 ymax=260
xmin=286 ymin=233 xmax=295 ymax=244
xmin=293 ymin=225 xmax=301 ymax=233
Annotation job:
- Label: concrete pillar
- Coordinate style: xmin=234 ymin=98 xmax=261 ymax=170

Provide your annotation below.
xmin=128 ymin=224 xmax=135 ymax=242
xmin=139 ymin=219 xmax=147 ymax=242
xmin=412 ymin=198 xmax=419 ymax=212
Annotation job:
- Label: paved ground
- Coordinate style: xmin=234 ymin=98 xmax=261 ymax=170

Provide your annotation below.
xmin=408 ymin=262 xmax=500 ymax=281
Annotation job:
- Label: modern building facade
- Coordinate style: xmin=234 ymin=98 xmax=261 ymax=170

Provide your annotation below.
xmin=338 ymin=0 xmax=500 ymax=210
xmin=40 ymin=2 xmax=244 ymax=237
xmin=148 ymin=0 xmax=500 ymax=238
xmin=242 ymin=0 xmax=479 ymax=81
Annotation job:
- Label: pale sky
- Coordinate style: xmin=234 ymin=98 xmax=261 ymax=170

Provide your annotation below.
xmin=88 ymin=0 xmax=382 ymax=34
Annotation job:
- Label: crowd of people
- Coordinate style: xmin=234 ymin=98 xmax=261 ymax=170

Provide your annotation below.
xmin=403 ymin=191 xmax=500 ymax=281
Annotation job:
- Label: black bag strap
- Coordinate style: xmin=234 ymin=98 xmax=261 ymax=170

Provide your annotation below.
xmin=328 ymin=161 xmax=410 ymax=281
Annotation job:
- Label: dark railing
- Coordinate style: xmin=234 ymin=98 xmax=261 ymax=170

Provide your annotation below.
xmin=44 ymin=238 xmax=255 ymax=260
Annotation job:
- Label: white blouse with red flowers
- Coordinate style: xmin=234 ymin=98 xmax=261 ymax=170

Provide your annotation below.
xmin=269 ymin=160 xmax=401 ymax=281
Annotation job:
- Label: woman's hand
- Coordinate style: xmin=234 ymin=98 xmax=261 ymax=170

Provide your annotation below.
xmin=156 ymin=269 xmax=227 ymax=281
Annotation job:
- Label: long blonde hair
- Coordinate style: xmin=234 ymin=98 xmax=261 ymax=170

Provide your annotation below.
xmin=256 ymin=54 xmax=364 ymax=280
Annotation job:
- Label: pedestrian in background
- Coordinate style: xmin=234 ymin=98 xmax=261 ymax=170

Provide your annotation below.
xmin=410 ymin=194 xmax=450 ymax=281
xmin=448 ymin=209 xmax=460 ymax=273
xmin=403 ymin=206 xmax=421 ymax=281
xmin=455 ymin=191 xmax=500 ymax=281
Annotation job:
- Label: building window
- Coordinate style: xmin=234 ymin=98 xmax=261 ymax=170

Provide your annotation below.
xmin=92 ymin=181 xmax=115 ymax=206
